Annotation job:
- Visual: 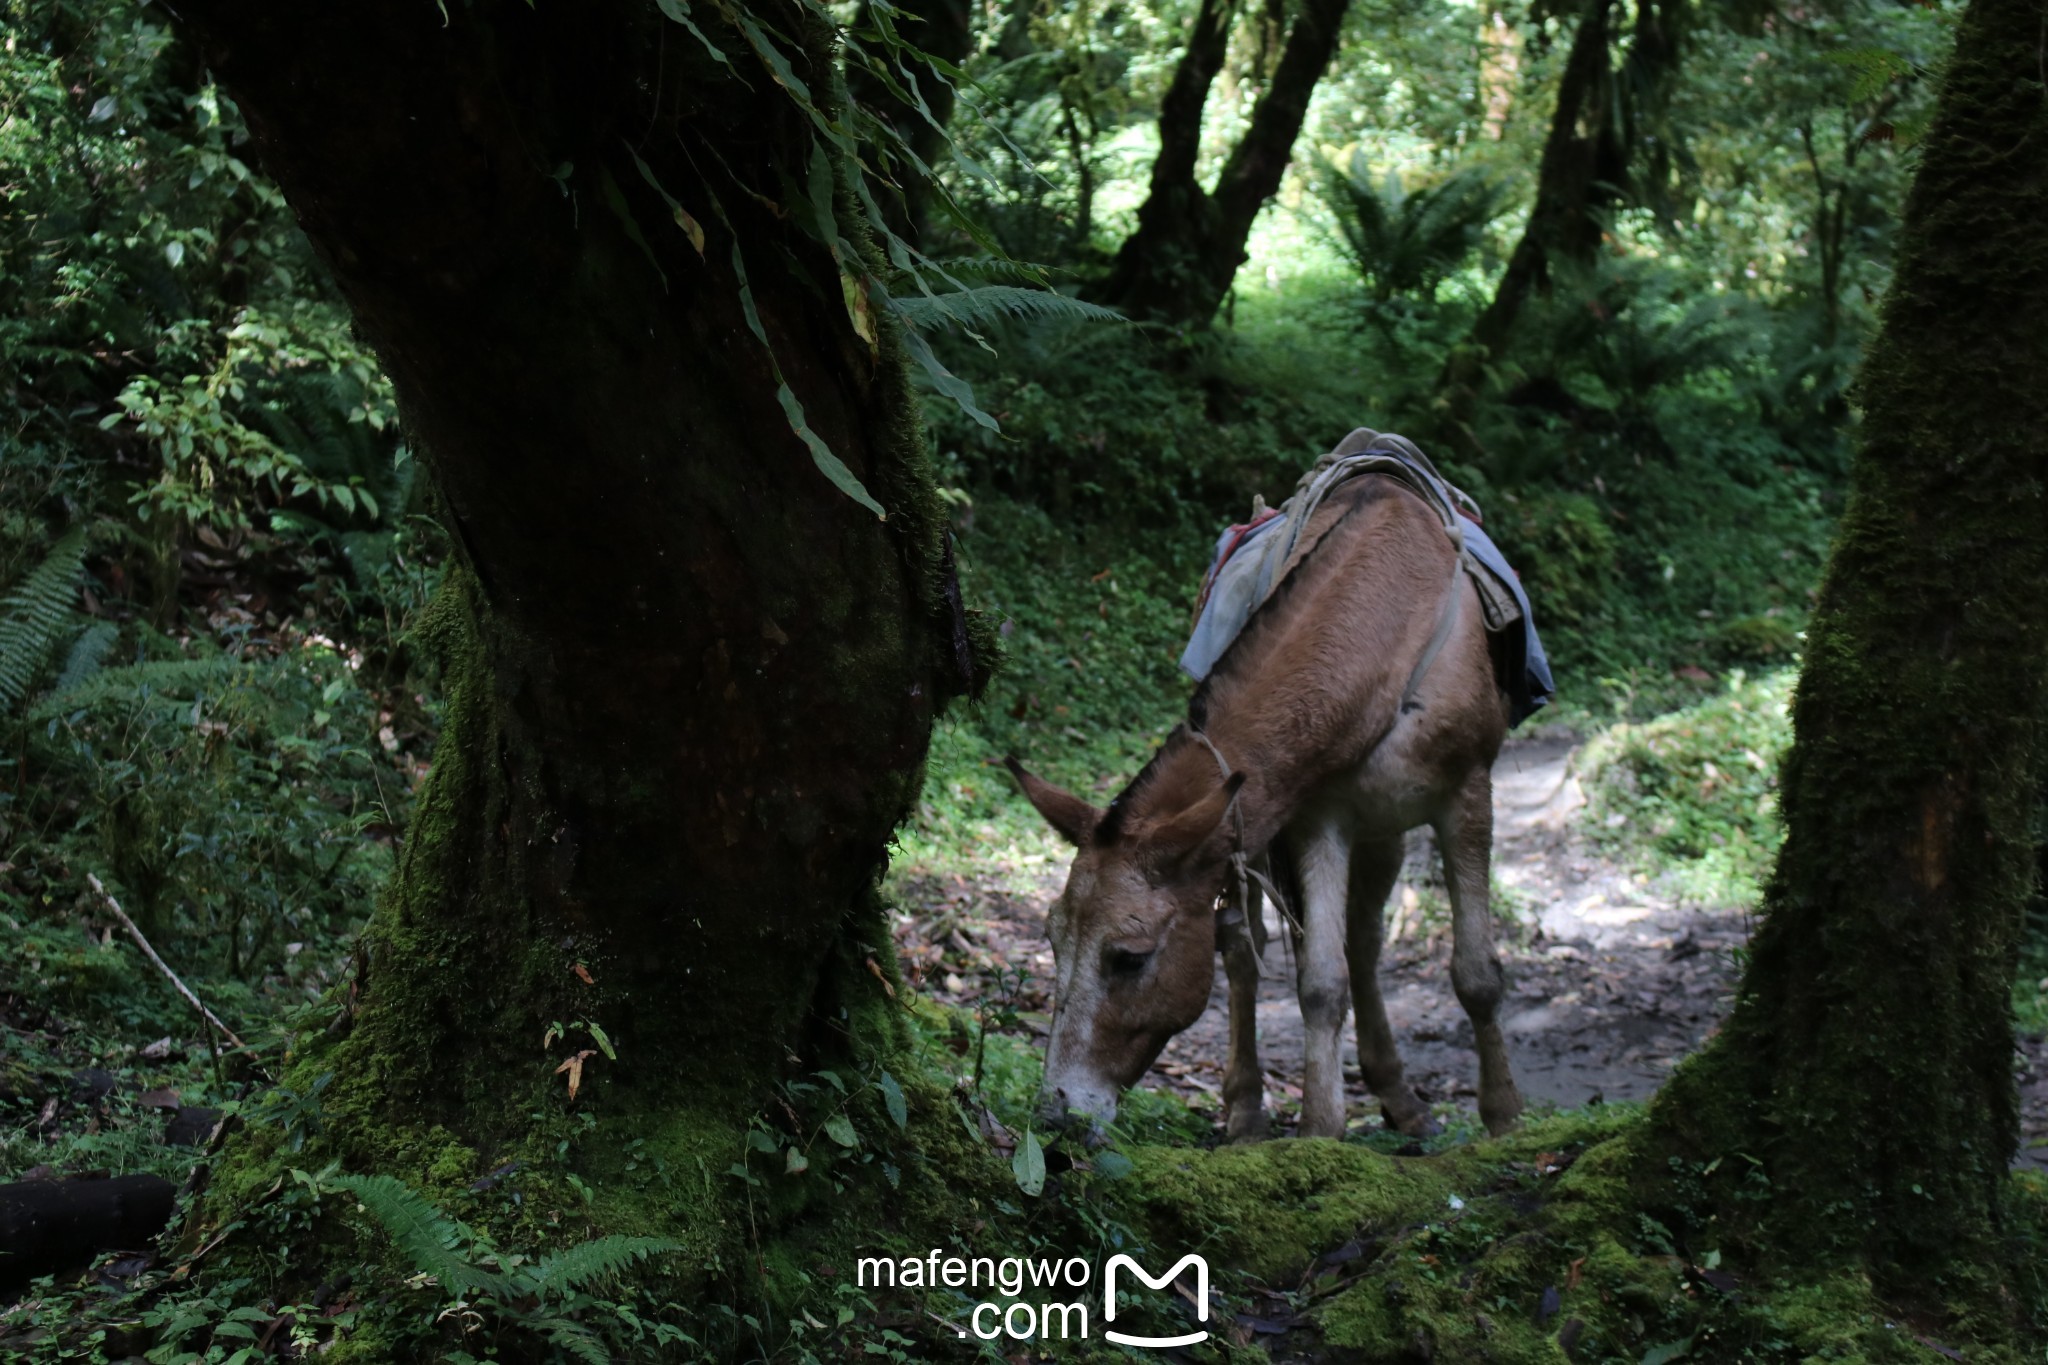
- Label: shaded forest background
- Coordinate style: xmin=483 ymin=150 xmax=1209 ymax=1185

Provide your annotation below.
xmin=2 ymin=0 xmax=2045 ymax=1359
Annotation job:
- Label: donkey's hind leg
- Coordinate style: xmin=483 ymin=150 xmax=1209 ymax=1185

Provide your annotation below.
xmin=1346 ymin=834 xmax=1437 ymax=1137
xmin=1436 ymin=767 xmax=1524 ymax=1135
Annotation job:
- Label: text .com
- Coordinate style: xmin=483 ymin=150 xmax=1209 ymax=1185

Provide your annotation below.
xmin=856 ymin=1249 xmax=1210 ymax=1346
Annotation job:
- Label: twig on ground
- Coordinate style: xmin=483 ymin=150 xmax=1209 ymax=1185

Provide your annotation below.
xmin=86 ymin=873 xmax=246 ymax=1050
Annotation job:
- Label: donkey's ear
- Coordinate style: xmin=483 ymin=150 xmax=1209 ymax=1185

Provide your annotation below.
xmin=1147 ymin=771 xmax=1246 ymax=866
xmin=1005 ymin=757 xmax=1105 ymax=847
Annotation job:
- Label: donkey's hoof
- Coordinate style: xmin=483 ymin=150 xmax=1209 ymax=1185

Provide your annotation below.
xmin=1383 ymin=1103 xmax=1441 ymax=1139
xmin=1225 ymin=1110 xmax=1271 ymax=1144
xmin=1480 ymin=1092 xmax=1525 ymax=1138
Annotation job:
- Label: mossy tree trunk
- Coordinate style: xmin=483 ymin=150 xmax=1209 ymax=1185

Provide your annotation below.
xmin=1647 ymin=0 xmax=2048 ymax=1285
xmin=171 ymin=0 xmax=980 ymax=1277
xmin=1089 ymin=0 xmax=1353 ymax=327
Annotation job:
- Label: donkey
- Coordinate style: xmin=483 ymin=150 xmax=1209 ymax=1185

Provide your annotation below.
xmin=1008 ymin=471 xmax=1523 ymax=1141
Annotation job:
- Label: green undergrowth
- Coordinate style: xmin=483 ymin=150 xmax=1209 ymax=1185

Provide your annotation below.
xmin=1109 ymin=1106 xmax=2046 ymax=1364
xmin=1581 ymin=669 xmax=1798 ymax=907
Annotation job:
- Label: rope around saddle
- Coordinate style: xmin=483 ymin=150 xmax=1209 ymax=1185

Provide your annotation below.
xmin=1187 ymin=429 xmax=1476 ymax=952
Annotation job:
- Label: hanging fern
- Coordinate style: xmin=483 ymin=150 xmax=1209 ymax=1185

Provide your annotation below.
xmin=0 ymin=526 xmax=89 ymax=718
xmin=916 ymin=255 xmax=1061 ymax=286
xmin=886 ymin=285 xmax=1124 ymax=333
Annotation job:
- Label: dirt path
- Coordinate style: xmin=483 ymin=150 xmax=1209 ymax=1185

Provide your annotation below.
xmin=892 ymin=737 xmax=2048 ymax=1164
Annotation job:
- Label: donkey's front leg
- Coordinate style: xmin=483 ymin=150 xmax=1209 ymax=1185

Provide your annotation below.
xmin=1436 ymin=768 xmax=1524 ymax=1135
xmin=1346 ymin=834 xmax=1436 ymax=1137
xmin=1292 ymin=818 xmax=1352 ymax=1139
xmin=1218 ymin=898 xmax=1267 ymax=1143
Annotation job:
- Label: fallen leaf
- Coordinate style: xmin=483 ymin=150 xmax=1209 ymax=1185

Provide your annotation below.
xmin=570 ymin=963 xmax=594 ymax=985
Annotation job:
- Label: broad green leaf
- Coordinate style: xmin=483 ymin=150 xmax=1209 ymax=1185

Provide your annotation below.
xmin=775 ymin=383 xmax=886 ymax=521
xmin=877 ymin=1070 xmax=908 ymax=1130
xmin=651 ymin=0 xmax=738 ymax=71
xmin=824 ymin=1114 xmax=860 ymax=1148
xmin=1012 ymin=1129 xmax=1045 ymax=1197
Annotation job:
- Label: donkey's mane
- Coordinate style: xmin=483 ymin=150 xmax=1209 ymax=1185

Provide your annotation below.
xmin=1093 ymin=476 xmax=1396 ymax=846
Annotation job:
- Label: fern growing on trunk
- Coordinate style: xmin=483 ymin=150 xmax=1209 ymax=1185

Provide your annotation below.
xmin=326 ymin=1172 xmax=687 ymax=1363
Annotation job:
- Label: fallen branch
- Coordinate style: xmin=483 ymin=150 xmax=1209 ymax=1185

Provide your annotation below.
xmin=86 ymin=873 xmax=246 ymax=1050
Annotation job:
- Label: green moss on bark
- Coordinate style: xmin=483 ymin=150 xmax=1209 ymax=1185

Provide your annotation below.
xmin=1639 ymin=0 xmax=2048 ymax=1300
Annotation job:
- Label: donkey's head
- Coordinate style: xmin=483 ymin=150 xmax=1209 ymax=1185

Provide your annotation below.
xmin=1006 ymin=755 xmax=1243 ymax=1134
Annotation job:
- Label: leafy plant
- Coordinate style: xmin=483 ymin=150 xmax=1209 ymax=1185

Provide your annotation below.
xmin=1317 ymin=155 xmax=1510 ymax=308
xmin=327 ymin=1171 xmax=691 ymax=1363
xmin=0 ymin=525 xmax=88 ymax=716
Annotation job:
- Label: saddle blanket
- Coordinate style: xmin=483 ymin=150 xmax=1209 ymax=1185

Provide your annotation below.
xmin=1179 ymin=430 xmax=1554 ymax=726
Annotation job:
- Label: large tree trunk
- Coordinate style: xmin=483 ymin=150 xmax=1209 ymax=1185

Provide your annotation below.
xmin=1646 ymin=0 xmax=2048 ymax=1282
xmin=1091 ymin=0 xmax=1352 ymax=327
xmin=168 ymin=0 xmax=980 ymax=1292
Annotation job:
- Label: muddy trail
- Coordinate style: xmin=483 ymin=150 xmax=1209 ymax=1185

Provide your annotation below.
xmin=892 ymin=736 xmax=2048 ymax=1168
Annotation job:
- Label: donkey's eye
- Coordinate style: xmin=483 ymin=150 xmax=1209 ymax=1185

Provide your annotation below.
xmin=1105 ymin=945 xmax=1153 ymax=977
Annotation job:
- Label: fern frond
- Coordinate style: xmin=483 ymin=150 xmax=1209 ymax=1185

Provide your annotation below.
xmin=888 ymin=286 xmax=1124 ymax=333
xmin=53 ymin=621 xmax=119 ymax=694
xmin=526 ymin=1235 xmax=682 ymax=1294
xmin=28 ymin=658 xmax=246 ymax=720
xmin=0 ymin=526 xmax=88 ymax=717
xmin=916 ymin=255 xmax=1059 ymax=286
xmin=534 ymin=1318 xmax=613 ymax=1365
xmin=328 ymin=1173 xmax=516 ymax=1299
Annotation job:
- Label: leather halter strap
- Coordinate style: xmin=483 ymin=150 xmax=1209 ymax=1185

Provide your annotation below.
xmin=1186 ymin=728 xmax=1298 ymax=945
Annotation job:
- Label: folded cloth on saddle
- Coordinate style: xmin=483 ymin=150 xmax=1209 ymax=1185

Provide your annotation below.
xmin=1179 ymin=430 xmax=1554 ymax=726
